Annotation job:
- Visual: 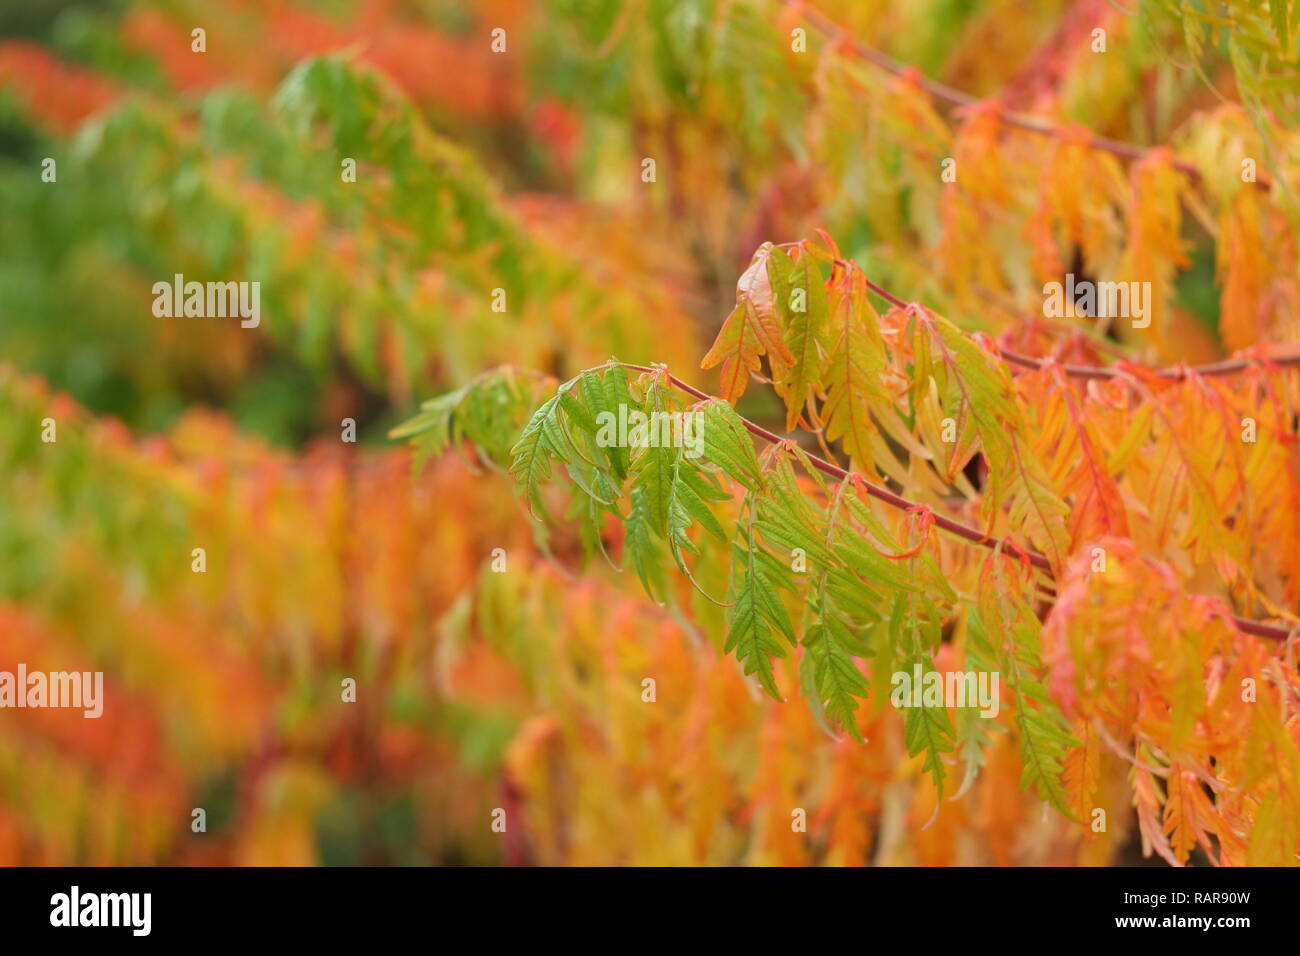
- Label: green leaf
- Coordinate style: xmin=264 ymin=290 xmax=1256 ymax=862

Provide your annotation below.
xmin=509 ymin=393 xmax=566 ymax=522
xmin=625 ymin=482 xmax=669 ymax=601
xmin=901 ymin=661 xmax=956 ymax=798
xmin=699 ymin=399 xmax=764 ymax=491
xmin=771 ymin=244 xmax=830 ymax=430
xmin=724 ymin=528 xmax=793 ymax=699
xmin=753 ymin=452 xmax=837 ymax=570
xmin=891 ymin=589 xmax=954 ymax=798
xmin=820 ymin=265 xmax=892 ymax=471
xmin=973 ymin=556 xmax=1078 ymax=818
xmin=664 ymin=456 xmax=729 ymax=600
xmin=630 ymin=440 xmax=675 ymax=537
xmin=802 ymin=607 xmax=870 ymax=742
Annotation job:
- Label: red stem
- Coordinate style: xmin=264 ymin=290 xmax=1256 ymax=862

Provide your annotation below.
xmin=617 ymin=362 xmax=1294 ymax=641
xmin=623 ymin=362 xmax=1021 ymax=562
xmin=999 ymin=347 xmax=1300 ymax=379
xmin=856 ymin=274 xmax=1300 ymax=379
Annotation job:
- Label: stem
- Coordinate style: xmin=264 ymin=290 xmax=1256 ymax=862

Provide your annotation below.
xmin=998 ymin=347 xmax=1300 ymax=380
xmin=617 ymin=362 xmax=1294 ymax=641
xmin=627 ymin=363 xmax=1026 ymax=560
xmin=856 ymin=273 xmax=1300 ymax=379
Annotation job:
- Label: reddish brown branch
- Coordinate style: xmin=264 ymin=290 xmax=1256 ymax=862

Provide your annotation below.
xmin=998 ymin=347 xmax=1300 ymax=380
xmin=618 ymin=362 xmax=1294 ymax=641
xmin=622 ymin=361 xmax=1025 ymax=564
xmin=856 ymin=272 xmax=1300 ymax=380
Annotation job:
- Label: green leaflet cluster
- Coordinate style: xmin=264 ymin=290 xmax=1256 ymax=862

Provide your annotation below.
xmin=395 ymin=360 xmax=1082 ymax=806
xmin=966 ymin=549 xmax=1080 ymax=816
xmin=507 ymin=364 xmax=753 ymax=600
xmin=392 ymin=222 xmax=1085 ymax=808
xmin=387 ymin=366 xmax=550 ymax=473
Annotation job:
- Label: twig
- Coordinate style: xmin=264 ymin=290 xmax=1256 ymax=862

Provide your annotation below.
xmin=618 ymin=362 xmax=1293 ymax=641
xmin=621 ymin=361 xmax=1029 ymax=564
xmin=856 ymin=272 xmax=1300 ymax=379
xmin=998 ymin=347 xmax=1300 ymax=379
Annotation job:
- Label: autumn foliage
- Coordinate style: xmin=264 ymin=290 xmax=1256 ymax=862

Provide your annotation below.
xmin=1 ymin=0 xmax=1299 ymax=866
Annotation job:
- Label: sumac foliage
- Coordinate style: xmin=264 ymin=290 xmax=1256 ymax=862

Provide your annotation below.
xmin=3 ymin=0 xmax=1300 ymax=866
xmin=401 ymin=231 xmax=1300 ymax=864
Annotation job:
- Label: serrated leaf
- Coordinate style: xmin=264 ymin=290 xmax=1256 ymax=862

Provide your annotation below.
xmin=701 ymin=243 xmax=794 ymax=402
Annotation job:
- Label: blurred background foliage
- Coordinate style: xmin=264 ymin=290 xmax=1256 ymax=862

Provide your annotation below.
xmin=0 ymin=0 xmax=1295 ymax=864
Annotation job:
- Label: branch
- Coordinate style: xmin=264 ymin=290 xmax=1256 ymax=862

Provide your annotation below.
xmin=618 ymin=362 xmax=1294 ymax=641
xmin=999 ymin=347 xmax=1300 ymax=380
xmin=856 ymin=271 xmax=1300 ymax=380
xmin=621 ymin=361 xmax=1030 ymax=564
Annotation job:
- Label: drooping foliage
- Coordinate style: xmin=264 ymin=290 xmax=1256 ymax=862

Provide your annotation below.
xmin=3 ymin=0 xmax=1299 ymax=866
xmin=400 ymin=220 xmax=1300 ymax=862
